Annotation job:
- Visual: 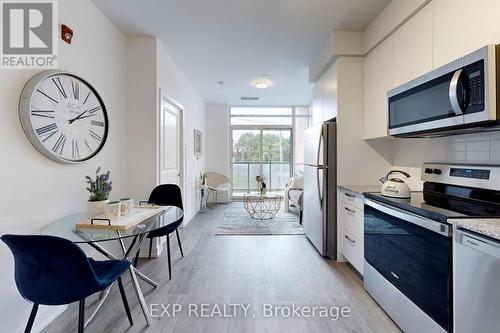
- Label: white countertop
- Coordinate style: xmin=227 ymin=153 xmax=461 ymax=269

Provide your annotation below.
xmin=450 ymin=218 xmax=500 ymax=241
xmin=338 ymin=184 xmax=381 ymax=194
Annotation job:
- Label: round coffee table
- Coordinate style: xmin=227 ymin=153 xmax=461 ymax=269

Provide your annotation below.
xmin=243 ymin=192 xmax=282 ymax=220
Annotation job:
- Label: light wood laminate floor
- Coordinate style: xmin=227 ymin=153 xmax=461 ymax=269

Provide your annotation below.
xmin=42 ymin=204 xmax=400 ymax=333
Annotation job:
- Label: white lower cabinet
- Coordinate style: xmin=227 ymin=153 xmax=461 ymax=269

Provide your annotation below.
xmin=341 ymin=228 xmax=364 ymax=275
xmin=338 ymin=188 xmax=364 ymax=275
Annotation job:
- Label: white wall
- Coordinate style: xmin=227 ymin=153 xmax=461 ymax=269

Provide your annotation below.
xmin=156 ymin=40 xmax=206 ymax=221
xmin=126 ymin=37 xmax=158 ymax=202
xmin=0 ymin=0 xmax=129 ymax=332
xmin=205 ymin=103 xmax=230 ymax=177
xmin=127 ymin=37 xmax=206 ymax=223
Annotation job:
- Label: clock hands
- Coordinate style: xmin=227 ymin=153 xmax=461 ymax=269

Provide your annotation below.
xmin=68 ymin=109 xmax=96 ymax=124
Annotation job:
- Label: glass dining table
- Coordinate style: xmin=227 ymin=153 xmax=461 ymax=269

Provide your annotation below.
xmin=41 ymin=205 xmax=184 ymax=327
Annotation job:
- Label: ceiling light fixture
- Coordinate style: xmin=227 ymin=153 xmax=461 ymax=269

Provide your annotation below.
xmin=251 ymin=77 xmax=272 ymax=89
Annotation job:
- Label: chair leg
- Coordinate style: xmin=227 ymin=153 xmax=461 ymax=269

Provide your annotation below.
xmin=24 ymin=303 xmax=39 ymax=333
xmin=117 ymin=277 xmax=133 ymax=326
xmin=134 ymin=248 xmax=140 ymax=267
xmin=166 ymin=235 xmax=172 ymax=280
xmin=176 ymin=228 xmax=184 ymax=257
xmin=78 ymin=299 xmax=85 ymax=333
xmin=148 ymin=238 xmax=153 ymax=259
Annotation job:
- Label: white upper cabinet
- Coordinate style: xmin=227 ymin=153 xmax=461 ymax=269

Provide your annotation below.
xmin=393 ymin=4 xmax=433 ymax=87
xmin=322 ymin=63 xmax=338 ymax=121
xmin=311 ymin=79 xmax=323 ymax=126
xmin=363 ymin=36 xmax=394 ymax=140
xmin=433 ymin=0 xmax=500 ymax=68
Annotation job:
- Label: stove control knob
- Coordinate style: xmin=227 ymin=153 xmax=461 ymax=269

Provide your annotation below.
xmin=433 ymin=169 xmax=442 ymax=175
xmin=425 ymin=168 xmax=433 ymax=174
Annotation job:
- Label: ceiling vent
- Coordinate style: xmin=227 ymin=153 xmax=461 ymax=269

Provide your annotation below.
xmin=240 ymin=96 xmax=259 ymax=101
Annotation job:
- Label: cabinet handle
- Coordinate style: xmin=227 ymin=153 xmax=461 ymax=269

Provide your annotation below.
xmin=344 ymin=207 xmax=356 ymax=214
xmin=344 ymin=192 xmax=355 ymax=198
xmin=344 ymin=234 xmax=356 ymax=243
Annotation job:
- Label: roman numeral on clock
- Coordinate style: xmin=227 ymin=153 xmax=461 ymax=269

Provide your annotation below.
xmin=89 ymin=130 xmax=102 ymax=142
xmin=37 ymin=89 xmax=58 ymax=104
xmin=91 ymin=120 xmax=104 ymax=127
xmin=52 ymin=77 xmax=67 ymax=99
xmin=84 ymin=139 xmax=93 ymax=153
xmin=83 ymin=92 xmax=91 ymax=105
xmin=72 ymin=139 xmax=80 ymax=159
xmin=31 ymin=109 xmax=55 ymax=119
xmin=52 ymin=134 xmax=67 ymax=155
xmin=36 ymin=123 xmax=58 ymax=137
xmin=71 ymin=80 xmax=80 ymax=100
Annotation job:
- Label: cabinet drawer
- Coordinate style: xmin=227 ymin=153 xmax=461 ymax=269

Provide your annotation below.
xmin=340 ymin=202 xmax=364 ymax=241
xmin=338 ymin=189 xmax=364 ymax=209
xmin=342 ymin=229 xmax=364 ymax=275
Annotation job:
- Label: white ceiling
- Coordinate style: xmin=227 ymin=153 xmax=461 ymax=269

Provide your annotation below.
xmin=92 ymin=0 xmax=390 ymax=106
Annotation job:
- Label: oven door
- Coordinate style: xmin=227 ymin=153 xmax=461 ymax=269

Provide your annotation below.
xmin=364 ymin=199 xmax=452 ymax=332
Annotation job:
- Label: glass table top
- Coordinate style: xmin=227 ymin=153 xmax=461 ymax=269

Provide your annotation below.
xmin=41 ymin=206 xmax=183 ymax=243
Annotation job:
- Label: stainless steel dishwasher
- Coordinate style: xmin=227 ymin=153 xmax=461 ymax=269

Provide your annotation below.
xmin=455 ymin=228 xmax=500 ymax=333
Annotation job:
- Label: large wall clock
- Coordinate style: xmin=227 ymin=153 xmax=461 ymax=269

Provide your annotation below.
xmin=19 ymin=70 xmax=108 ymax=164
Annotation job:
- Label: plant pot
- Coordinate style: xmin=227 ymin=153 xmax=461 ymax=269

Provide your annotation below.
xmin=87 ymin=199 xmax=109 ymax=218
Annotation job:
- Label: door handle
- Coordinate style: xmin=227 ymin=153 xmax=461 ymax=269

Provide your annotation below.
xmin=449 ymin=68 xmax=468 ymax=115
xmin=317 ymin=168 xmax=323 ymax=206
xmin=344 ymin=207 xmax=356 ymax=214
xmin=344 ymin=234 xmax=356 ymax=244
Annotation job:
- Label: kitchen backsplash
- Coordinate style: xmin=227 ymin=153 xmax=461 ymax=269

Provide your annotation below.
xmin=391 ymin=131 xmax=500 ymax=191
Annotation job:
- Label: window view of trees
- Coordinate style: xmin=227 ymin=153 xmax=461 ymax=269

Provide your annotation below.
xmin=230 ymin=106 xmax=309 ymax=196
xmin=233 ymin=131 xmax=290 ymax=162
xmin=232 ymin=130 xmax=291 ymax=193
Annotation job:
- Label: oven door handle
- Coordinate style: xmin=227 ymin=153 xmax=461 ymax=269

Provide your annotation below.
xmin=364 ymin=198 xmax=452 ymax=237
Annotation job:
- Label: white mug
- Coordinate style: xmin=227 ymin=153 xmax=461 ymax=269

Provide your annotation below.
xmin=120 ymin=198 xmax=134 ymax=216
xmin=106 ymin=201 xmax=121 ymax=219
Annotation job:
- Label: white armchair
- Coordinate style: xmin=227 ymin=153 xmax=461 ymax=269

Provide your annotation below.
xmin=206 ymin=172 xmax=231 ymax=203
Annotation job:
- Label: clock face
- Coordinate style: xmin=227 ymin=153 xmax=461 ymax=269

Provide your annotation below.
xmin=20 ymin=71 xmax=108 ymax=163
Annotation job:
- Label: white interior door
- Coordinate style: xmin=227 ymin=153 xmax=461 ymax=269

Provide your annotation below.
xmin=159 ymin=97 xmax=182 ymax=185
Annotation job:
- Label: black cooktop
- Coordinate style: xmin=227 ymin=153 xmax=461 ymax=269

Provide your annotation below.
xmin=364 ymin=181 xmax=500 ymax=223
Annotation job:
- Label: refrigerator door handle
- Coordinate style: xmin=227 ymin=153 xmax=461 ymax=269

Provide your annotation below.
xmin=316 ymin=126 xmax=323 ymax=167
xmin=317 ymin=167 xmax=323 ymax=206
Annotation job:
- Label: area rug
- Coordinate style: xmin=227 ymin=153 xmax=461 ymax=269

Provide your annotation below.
xmin=215 ymin=202 xmax=304 ymax=235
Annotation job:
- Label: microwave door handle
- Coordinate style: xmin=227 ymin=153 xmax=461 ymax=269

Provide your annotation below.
xmin=449 ymin=69 xmax=465 ymax=115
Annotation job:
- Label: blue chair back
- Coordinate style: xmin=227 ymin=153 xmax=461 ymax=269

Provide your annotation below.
xmin=1 ymin=235 xmax=103 ymax=305
xmin=149 ymin=184 xmax=183 ymax=210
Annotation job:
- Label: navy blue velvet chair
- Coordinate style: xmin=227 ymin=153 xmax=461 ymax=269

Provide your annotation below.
xmin=135 ymin=184 xmax=184 ymax=280
xmin=1 ymin=235 xmax=133 ymax=333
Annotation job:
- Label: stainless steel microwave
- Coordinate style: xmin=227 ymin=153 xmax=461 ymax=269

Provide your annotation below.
xmin=387 ymin=45 xmax=500 ymax=137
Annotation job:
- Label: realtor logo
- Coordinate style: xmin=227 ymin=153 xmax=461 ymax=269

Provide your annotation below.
xmin=1 ymin=0 xmax=58 ymax=69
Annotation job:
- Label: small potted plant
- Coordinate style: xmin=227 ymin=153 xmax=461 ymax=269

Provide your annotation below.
xmin=199 ymin=172 xmax=207 ymax=186
xmin=86 ymin=167 xmax=112 ymax=217
xmin=256 ymin=175 xmax=267 ymax=194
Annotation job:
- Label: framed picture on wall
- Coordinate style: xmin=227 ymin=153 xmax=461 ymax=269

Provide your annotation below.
xmin=194 ymin=130 xmax=202 ymax=156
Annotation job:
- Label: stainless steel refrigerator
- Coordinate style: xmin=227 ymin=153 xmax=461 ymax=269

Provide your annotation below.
xmin=303 ymin=120 xmax=337 ymax=258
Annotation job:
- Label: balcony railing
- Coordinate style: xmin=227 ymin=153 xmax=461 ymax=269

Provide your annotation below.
xmin=232 ymin=161 xmax=291 ymax=194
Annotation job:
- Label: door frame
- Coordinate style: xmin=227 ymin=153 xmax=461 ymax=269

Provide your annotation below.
xmin=230 ymin=125 xmax=293 ymax=198
xmin=158 ymin=89 xmax=184 ymax=200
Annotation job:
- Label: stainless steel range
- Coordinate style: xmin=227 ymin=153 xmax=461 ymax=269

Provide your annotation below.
xmin=363 ymin=163 xmax=500 ymax=333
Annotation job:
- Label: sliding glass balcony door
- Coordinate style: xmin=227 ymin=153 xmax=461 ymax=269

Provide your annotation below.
xmin=232 ymin=128 xmax=292 ymax=196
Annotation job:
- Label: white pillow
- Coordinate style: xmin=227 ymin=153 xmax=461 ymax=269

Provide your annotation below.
xmin=290 ymin=173 xmax=304 ymax=190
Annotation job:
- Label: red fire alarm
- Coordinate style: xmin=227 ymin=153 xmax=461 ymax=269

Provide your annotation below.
xmin=61 ymin=24 xmax=73 ymax=44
